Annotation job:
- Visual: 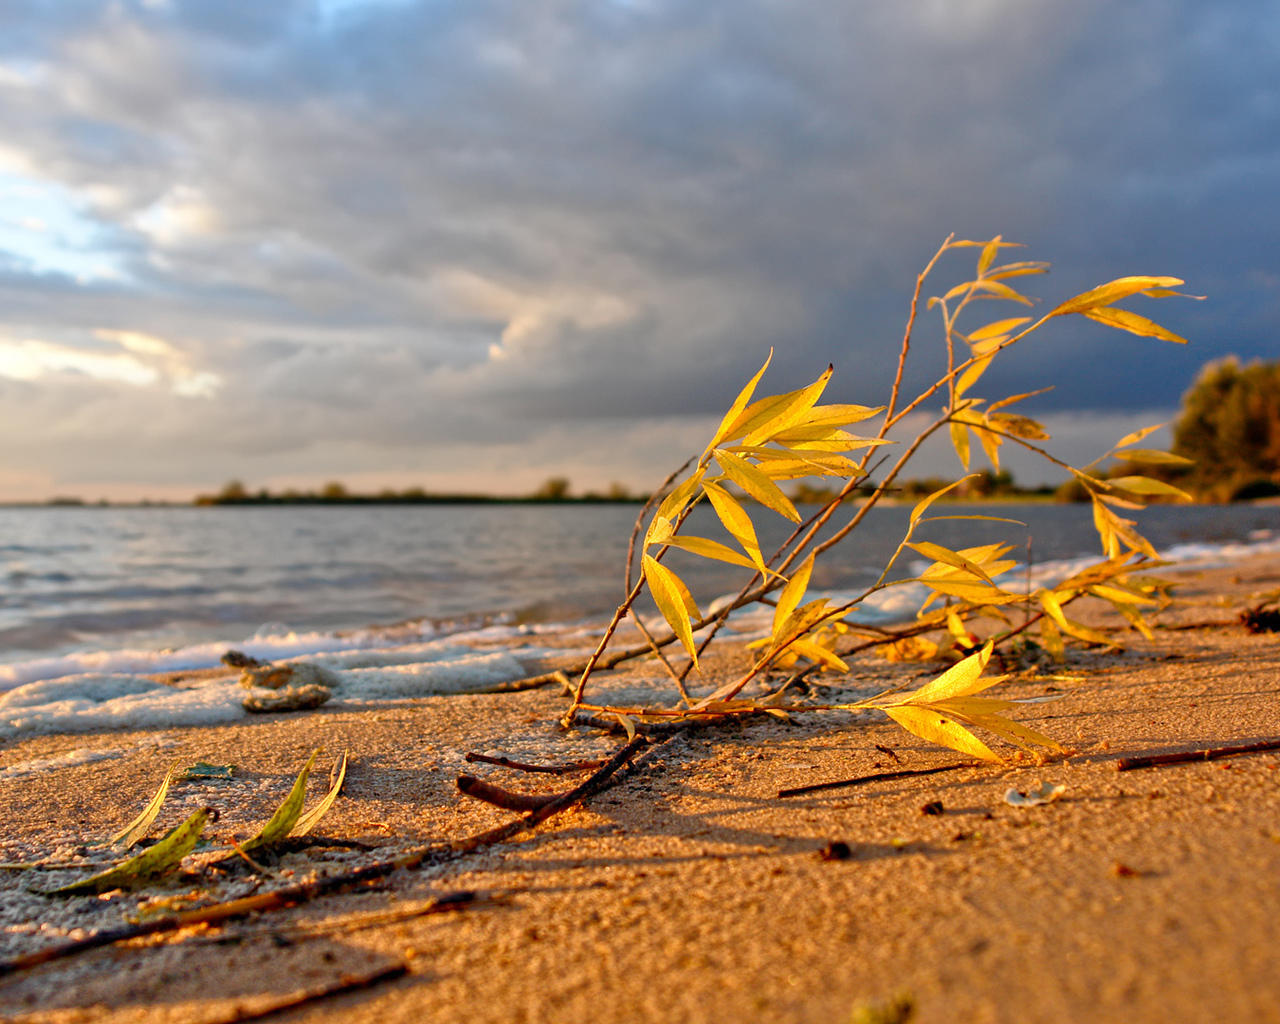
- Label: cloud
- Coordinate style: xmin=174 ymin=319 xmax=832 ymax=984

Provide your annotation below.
xmin=0 ymin=0 xmax=1275 ymax=498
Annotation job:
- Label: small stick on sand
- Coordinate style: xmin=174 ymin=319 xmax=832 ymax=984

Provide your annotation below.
xmin=456 ymin=775 xmax=557 ymax=812
xmin=464 ymin=752 xmax=610 ymax=774
xmin=778 ymin=761 xmax=977 ymax=798
xmin=1115 ymin=738 xmax=1280 ymax=771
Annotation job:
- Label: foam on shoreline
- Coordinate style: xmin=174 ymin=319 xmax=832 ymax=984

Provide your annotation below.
xmin=0 ymin=529 xmax=1276 ymax=743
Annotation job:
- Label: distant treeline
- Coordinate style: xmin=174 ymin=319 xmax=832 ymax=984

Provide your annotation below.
xmin=192 ymin=477 xmax=646 ymax=506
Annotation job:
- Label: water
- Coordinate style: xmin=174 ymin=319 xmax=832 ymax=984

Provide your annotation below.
xmin=2 ymin=501 xmax=1277 ymax=669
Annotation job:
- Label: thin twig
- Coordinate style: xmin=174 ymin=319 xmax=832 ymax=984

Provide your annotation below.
xmin=463 ymin=752 xmax=609 ymax=775
xmin=456 ymin=775 xmax=557 ymax=812
xmin=476 ymin=670 xmax=570 ymax=694
xmin=196 ymin=961 xmax=408 ymax=1024
xmin=777 ymin=761 xmax=978 ymax=798
xmin=1115 ymin=739 xmax=1280 ymax=771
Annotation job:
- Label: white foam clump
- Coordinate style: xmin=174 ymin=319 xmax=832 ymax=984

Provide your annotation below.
xmin=0 ymin=649 xmax=533 ymax=740
xmin=0 ymin=746 xmax=125 ymax=780
xmin=0 ymin=674 xmax=245 ymax=741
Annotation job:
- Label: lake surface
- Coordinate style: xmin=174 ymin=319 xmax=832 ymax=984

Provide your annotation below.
xmin=2 ymin=501 xmax=1277 ymax=671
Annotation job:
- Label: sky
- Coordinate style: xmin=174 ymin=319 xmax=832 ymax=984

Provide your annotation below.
xmin=0 ymin=0 xmax=1276 ymax=501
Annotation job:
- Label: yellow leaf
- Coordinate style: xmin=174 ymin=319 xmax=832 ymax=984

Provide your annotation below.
xmin=907 ymin=541 xmax=997 ymax=586
xmin=703 ymin=481 xmax=765 ymax=572
xmin=714 ymin=448 xmax=801 ymax=522
xmin=968 ymin=317 xmax=1032 ymax=342
xmin=721 ymin=366 xmax=833 ymax=446
xmin=883 ymin=705 xmax=999 ymax=761
xmin=951 ymin=708 xmax=1063 ymax=753
xmin=986 ymin=262 xmax=1049 ymax=282
xmin=910 ymin=478 xmax=970 ymax=524
xmin=707 ymin=350 xmax=773 ymax=451
xmin=897 ymin=642 xmax=998 ymax=703
xmin=774 ymin=553 xmax=814 ymax=635
xmin=792 ymin=403 xmax=884 ymax=428
xmin=977 ymin=235 xmax=1003 ymax=275
xmin=918 ymin=579 xmax=1022 ymax=604
xmin=789 ymin=638 xmax=849 ymax=672
xmin=880 ymin=635 xmax=940 ymax=662
xmin=663 ymin=534 xmax=760 ymax=570
xmin=956 ymin=355 xmax=993 ymax=398
xmin=1114 ymin=448 xmax=1193 ymax=467
xmin=614 ymin=713 xmax=638 ymax=742
xmin=1087 ymin=583 xmax=1156 ymax=606
xmin=734 ymin=450 xmax=861 ymax=479
xmin=974 ymin=422 xmax=1003 ymax=472
xmin=987 ymin=412 xmax=1050 ymax=441
xmin=1082 ymin=306 xmax=1188 ymax=344
xmin=1113 ymin=423 xmax=1164 ymax=449
xmin=655 ymin=472 xmax=704 ymax=523
xmin=972 ymin=279 xmax=1035 ymax=305
xmin=1112 ymin=600 xmax=1155 ymax=640
xmin=950 ymin=420 xmax=971 ymax=470
xmin=644 ymin=515 xmax=674 ymax=548
xmin=1039 ymin=616 xmax=1064 ymax=660
xmin=1038 ymin=590 xmax=1110 ymax=645
xmin=643 ymin=555 xmax=699 ymax=661
xmin=1051 ymin=276 xmax=1184 ymax=316
xmin=1108 ymin=476 xmax=1193 ymax=502
xmin=740 ymin=366 xmax=835 ymax=445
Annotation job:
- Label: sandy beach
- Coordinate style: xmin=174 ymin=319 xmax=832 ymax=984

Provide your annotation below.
xmin=1 ymin=551 xmax=1278 ymax=1024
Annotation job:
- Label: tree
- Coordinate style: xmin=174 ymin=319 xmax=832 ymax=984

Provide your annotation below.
xmin=532 ymin=477 xmax=571 ymax=501
xmin=1173 ymin=357 xmax=1280 ymax=500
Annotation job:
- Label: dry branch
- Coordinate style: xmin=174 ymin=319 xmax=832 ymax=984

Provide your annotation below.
xmin=777 ymin=761 xmax=978 ymax=798
xmin=1115 ymin=738 xmax=1280 ymax=771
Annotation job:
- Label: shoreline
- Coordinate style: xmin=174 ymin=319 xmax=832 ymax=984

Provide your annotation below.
xmin=0 ymin=554 xmax=1278 ymax=1021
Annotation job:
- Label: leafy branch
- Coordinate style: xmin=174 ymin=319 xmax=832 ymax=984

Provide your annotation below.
xmin=560 ymin=235 xmax=1200 ymax=762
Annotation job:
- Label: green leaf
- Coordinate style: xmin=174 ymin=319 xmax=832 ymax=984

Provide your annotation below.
xmin=644 ymin=555 xmax=699 ymax=661
xmin=714 ymin=448 xmax=801 ymax=522
xmin=50 ymin=808 xmax=210 ymax=895
xmin=241 ymin=751 xmax=319 ymax=854
xmin=292 ymin=751 xmax=348 ymax=837
xmin=1082 ymin=306 xmax=1188 ymax=344
xmin=177 ymin=761 xmax=236 ymax=781
xmin=703 ymin=481 xmax=766 ymax=573
xmin=108 ymin=764 xmax=177 ymax=849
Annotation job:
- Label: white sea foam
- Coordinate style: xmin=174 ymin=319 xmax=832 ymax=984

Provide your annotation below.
xmin=0 ymin=529 xmax=1276 ymax=742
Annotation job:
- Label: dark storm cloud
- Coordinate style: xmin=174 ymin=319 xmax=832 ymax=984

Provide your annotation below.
xmin=0 ymin=0 xmax=1276 ymax=495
